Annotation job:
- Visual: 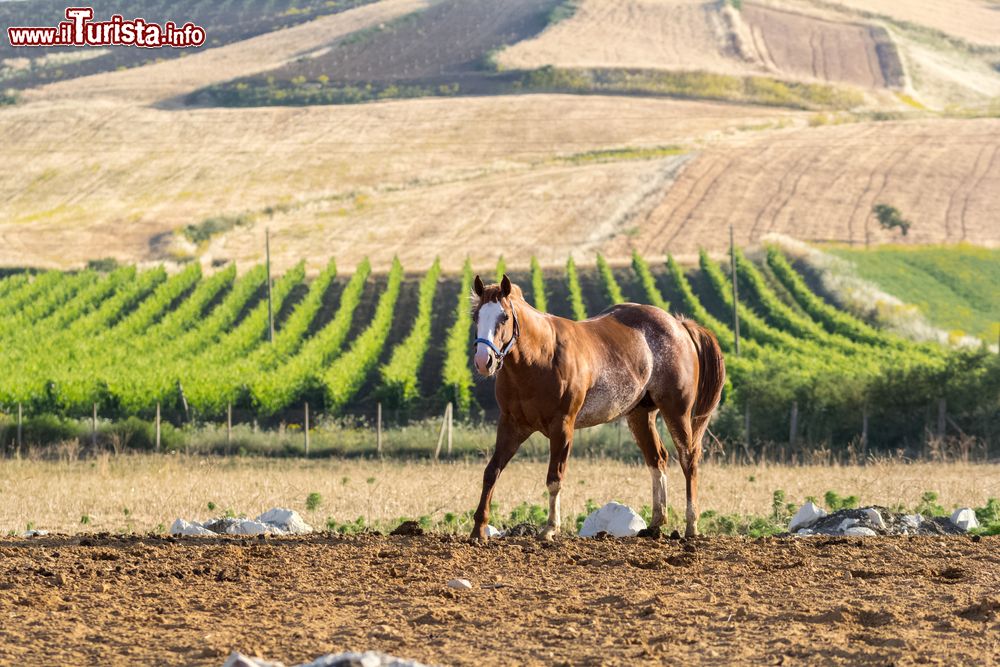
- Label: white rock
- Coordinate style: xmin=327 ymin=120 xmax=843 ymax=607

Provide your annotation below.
xmin=788 ymin=502 xmax=827 ymax=532
xmin=447 ymin=578 xmax=473 ymax=590
xmin=950 ymin=508 xmax=979 ymax=531
xmin=22 ymin=529 xmax=49 ymax=537
xmin=224 ymin=519 xmax=279 ymax=536
xmin=901 ymin=514 xmax=923 ymax=530
xmin=169 ymin=518 xmax=215 ymax=536
xmin=578 ymin=502 xmax=647 ymax=538
xmin=864 ymin=508 xmax=887 ymax=530
xmin=256 ymin=508 xmax=313 ymax=535
xmin=844 ymin=526 xmax=878 ymax=537
xmin=221 ymin=652 xmax=285 ymax=667
xmin=837 ymin=518 xmax=858 ymax=532
xmin=485 ymin=525 xmax=502 ymax=538
xmin=301 ymin=651 xmax=429 ymax=667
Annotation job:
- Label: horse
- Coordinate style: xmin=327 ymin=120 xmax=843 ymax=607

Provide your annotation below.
xmin=469 ymin=273 xmax=725 ymax=541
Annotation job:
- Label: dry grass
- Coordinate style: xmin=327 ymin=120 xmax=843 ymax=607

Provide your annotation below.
xmin=0 ymin=92 xmax=798 ymax=273
xmin=2 ymin=455 xmax=996 ymax=535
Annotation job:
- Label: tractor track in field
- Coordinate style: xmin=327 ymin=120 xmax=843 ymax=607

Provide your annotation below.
xmin=0 ymin=534 xmax=997 ymax=666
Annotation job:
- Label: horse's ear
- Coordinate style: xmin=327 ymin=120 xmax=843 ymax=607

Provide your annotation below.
xmin=473 ymin=275 xmax=485 ymax=298
xmin=500 ymin=274 xmax=512 ymax=298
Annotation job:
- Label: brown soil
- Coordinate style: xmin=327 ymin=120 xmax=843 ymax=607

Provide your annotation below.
xmin=1 ymin=534 xmax=997 ymax=666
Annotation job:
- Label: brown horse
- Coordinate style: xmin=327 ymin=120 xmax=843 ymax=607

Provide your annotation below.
xmin=470 ymin=274 xmax=725 ymax=541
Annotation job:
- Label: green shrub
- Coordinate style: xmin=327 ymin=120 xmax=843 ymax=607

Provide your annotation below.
xmin=565 ymin=256 xmax=587 ymax=320
xmin=530 ymin=256 xmax=548 ymax=312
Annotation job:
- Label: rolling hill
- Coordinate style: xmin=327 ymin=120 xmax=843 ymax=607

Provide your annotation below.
xmin=0 ymin=0 xmax=998 ymax=275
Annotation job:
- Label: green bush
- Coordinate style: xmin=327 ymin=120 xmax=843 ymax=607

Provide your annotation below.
xmin=441 ymin=259 xmax=475 ymax=413
xmin=379 ymin=259 xmax=441 ymax=408
xmin=530 ymin=256 xmax=548 ymax=312
xmin=565 ymin=256 xmax=587 ymax=320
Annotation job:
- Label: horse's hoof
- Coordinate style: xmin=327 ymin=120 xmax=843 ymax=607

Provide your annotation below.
xmin=537 ymin=526 xmax=558 ymax=542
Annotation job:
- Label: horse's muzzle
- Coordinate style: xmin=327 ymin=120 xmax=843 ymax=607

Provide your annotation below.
xmin=474 ymin=346 xmax=497 ymax=376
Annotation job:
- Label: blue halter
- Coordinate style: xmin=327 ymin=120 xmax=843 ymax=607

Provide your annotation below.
xmin=473 ymin=302 xmax=520 ymax=370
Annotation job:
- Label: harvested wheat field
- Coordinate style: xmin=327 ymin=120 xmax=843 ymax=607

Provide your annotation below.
xmin=614 ymin=116 xmax=1000 ymax=256
xmin=820 ymin=0 xmax=1000 ymax=48
xmin=0 ymin=93 xmax=797 ymax=272
xmin=739 ymin=3 xmax=902 ymax=88
xmin=1 ymin=534 xmax=998 ymax=665
xmin=498 ymin=0 xmax=753 ymax=74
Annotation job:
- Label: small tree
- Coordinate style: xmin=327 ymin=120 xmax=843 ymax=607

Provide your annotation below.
xmin=873 ymin=203 xmax=911 ymax=237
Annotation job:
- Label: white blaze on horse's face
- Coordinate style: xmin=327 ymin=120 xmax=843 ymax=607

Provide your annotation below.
xmin=474 ymin=301 xmax=504 ymax=376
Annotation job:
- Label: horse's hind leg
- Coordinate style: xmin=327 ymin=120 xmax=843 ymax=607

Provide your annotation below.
xmin=660 ymin=408 xmax=700 ymax=538
xmin=625 ymin=408 xmax=669 ymax=527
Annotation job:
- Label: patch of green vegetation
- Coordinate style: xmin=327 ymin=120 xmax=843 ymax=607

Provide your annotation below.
xmin=824 ymin=490 xmax=859 ymax=511
xmin=506 ymin=502 xmax=548 ymax=527
xmin=306 ymin=492 xmax=323 ymax=511
xmin=0 ymin=89 xmax=17 ymax=106
xmin=86 ymin=258 xmax=120 ymax=272
xmin=873 ymin=203 xmax=911 ymax=237
xmin=516 ymin=67 xmax=864 ymax=110
xmin=546 ymin=0 xmax=579 ymax=26
xmin=827 ymin=244 xmax=1000 ymax=342
xmin=555 ymin=145 xmax=684 ymax=165
xmin=772 ymin=489 xmax=797 ymax=523
xmin=183 ymin=213 xmax=254 ymax=245
xmin=698 ymin=510 xmax=784 ymax=538
xmin=915 ymin=490 xmax=946 ymax=517
xmin=971 ymin=497 xmax=1000 ymax=535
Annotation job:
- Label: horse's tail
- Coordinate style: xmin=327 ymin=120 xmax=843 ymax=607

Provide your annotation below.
xmin=680 ymin=319 xmax=726 ymax=427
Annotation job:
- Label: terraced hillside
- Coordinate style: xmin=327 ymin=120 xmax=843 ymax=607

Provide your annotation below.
xmin=0 ymin=250 xmax=995 ymax=452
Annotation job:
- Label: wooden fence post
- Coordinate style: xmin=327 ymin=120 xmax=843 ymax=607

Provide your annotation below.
xmin=304 ymin=402 xmax=310 ymax=457
xmin=447 ymin=402 xmax=453 ymax=457
xmin=155 ymin=402 xmax=161 ymax=452
xmin=376 ymin=402 xmax=383 ymax=457
xmin=16 ymin=402 xmax=22 ymax=452
xmin=936 ymin=398 xmax=946 ymax=440
xmin=435 ymin=403 xmax=448 ymax=460
xmin=226 ymin=402 xmax=232 ymax=454
xmin=92 ymin=403 xmax=98 ymax=450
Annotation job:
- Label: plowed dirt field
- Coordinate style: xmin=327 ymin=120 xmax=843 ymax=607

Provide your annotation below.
xmin=1 ymin=534 xmax=997 ymax=666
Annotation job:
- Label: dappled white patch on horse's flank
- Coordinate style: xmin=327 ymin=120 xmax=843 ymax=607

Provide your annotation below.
xmin=579 ymin=502 xmax=646 ymax=538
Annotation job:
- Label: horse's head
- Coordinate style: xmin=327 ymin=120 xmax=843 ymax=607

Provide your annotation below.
xmin=471 ymin=273 xmax=520 ymax=377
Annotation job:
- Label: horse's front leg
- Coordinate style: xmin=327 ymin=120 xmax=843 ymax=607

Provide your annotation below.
xmin=471 ymin=416 xmax=530 ymax=542
xmin=539 ymin=418 xmax=575 ymax=541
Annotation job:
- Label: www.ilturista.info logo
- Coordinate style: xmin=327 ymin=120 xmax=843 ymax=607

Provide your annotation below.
xmin=7 ymin=7 xmax=207 ymax=48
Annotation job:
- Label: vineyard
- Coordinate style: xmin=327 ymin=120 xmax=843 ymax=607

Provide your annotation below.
xmin=0 ymin=249 xmax=996 ymax=453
